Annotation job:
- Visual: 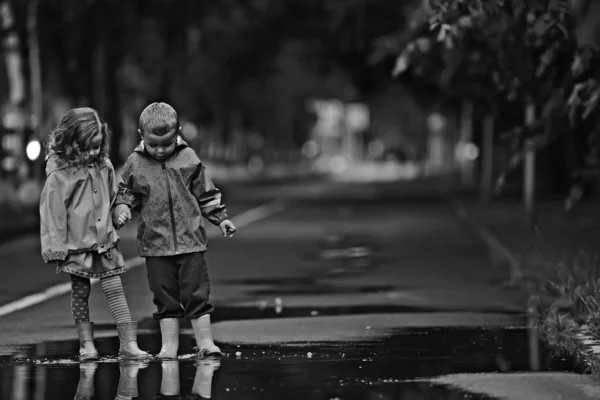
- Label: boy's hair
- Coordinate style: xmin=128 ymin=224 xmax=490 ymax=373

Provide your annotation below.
xmin=45 ymin=107 xmax=110 ymax=166
xmin=138 ymin=102 xmax=179 ymax=136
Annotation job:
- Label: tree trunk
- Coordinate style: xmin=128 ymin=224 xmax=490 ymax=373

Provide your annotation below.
xmin=480 ymin=111 xmax=495 ymax=204
xmin=0 ymin=0 xmax=26 ymax=182
xmin=106 ymin=59 xmax=124 ymax=166
xmin=219 ymin=79 xmax=232 ymax=147
xmin=91 ymin=2 xmax=124 ymax=165
xmin=27 ymin=0 xmax=43 ymax=180
xmin=27 ymin=0 xmax=42 ymax=133
xmin=0 ymin=0 xmax=25 ymax=107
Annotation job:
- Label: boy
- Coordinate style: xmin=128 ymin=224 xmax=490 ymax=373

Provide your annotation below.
xmin=113 ymin=102 xmax=236 ymax=358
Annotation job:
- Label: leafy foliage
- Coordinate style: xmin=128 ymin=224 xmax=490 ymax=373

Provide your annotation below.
xmin=378 ymin=0 xmax=600 ymax=204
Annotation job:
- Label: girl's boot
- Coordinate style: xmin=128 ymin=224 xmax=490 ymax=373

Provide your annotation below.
xmin=76 ymin=322 xmax=99 ymax=361
xmin=157 ymin=318 xmax=179 ymax=359
xmin=116 ymin=321 xmax=151 ymax=360
xmin=190 ymin=315 xmax=221 ymax=356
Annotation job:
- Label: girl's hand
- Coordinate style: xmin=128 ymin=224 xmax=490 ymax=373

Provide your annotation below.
xmin=117 ymin=212 xmax=130 ymax=227
xmin=113 ymin=204 xmax=132 ymax=229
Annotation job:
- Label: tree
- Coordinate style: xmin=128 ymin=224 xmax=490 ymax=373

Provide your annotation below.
xmin=376 ymin=0 xmax=600 ymax=207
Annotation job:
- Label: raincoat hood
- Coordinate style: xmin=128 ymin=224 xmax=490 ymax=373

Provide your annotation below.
xmin=45 ymin=156 xmax=69 ymax=176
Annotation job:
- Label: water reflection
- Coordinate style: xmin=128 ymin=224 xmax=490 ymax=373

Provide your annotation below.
xmin=75 ymin=363 xmax=97 ymax=399
xmin=68 ymin=359 xmax=220 ymax=400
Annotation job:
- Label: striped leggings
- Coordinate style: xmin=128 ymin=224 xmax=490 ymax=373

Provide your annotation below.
xmin=70 ymin=274 xmax=131 ymax=324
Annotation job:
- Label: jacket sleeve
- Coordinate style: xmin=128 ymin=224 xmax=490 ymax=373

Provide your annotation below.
xmin=191 ymin=162 xmax=228 ymax=226
xmin=114 ymin=158 xmax=141 ymax=211
xmin=106 ymin=160 xmax=118 ymax=206
xmin=39 ymin=172 xmax=69 ymax=263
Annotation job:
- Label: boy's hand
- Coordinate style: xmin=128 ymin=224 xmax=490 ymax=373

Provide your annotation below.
xmin=219 ymin=219 xmax=237 ymax=238
xmin=113 ymin=204 xmax=132 ymax=229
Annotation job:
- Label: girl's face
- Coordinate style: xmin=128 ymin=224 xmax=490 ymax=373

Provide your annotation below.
xmin=87 ymin=132 xmax=103 ymax=160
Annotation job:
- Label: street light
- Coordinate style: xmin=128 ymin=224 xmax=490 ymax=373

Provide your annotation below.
xmin=26 ymin=139 xmax=41 ymax=161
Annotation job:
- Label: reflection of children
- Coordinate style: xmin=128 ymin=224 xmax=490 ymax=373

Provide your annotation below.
xmin=39 ymin=108 xmax=150 ymax=361
xmin=114 ymin=102 xmax=236 ymax=358
xmin=116 ymin=362 xmax=148 ymax=400
xmin=74 ymin=363 xmax=97 ymax=400
xmin=73 ymin=361 xmax=148 ymax=400
xmin=158 ymin=359 xmax=220 ymax=399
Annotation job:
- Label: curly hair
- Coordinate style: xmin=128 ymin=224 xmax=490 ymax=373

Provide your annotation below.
xmin=45 ymin=107 xmax=111 ymax=166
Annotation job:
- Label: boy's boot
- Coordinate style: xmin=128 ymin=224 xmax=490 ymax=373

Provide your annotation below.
xmin=190 ymin=315 xmax=221 ymax=356
xmin=76 ymin=322 xmax=99 ymax=361
xmin=191 ymin=358 xmax=221 ymax=399
xmin=116 ymin=322 xmax=151 ymax=360
xmin=74 ymin=362 xmax=98 ymax=400
xmin=115 ymin=361 xmax=148 ymax=400
xmin=159 ymin=360 xmax=181 ymax=396
xmin=157 ymin=318 xmax=179 ymax=359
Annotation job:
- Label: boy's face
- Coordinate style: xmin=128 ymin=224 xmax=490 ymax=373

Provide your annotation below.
xmin=140 ymin=127 xmax=179 ymax=161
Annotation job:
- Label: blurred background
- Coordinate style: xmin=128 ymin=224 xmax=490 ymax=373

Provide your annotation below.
xmin=0 ymin=0 xmax=599 ymax=236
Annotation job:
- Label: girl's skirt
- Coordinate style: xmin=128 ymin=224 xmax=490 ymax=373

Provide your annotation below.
xmin=57 ymin=246 xmax=126 ymax=279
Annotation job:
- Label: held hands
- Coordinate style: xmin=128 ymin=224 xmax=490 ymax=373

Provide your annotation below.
xmin=112 ymin=204 xmax=132 ymax=229
xmin=219 ymin=219 xmax=237 ymax=238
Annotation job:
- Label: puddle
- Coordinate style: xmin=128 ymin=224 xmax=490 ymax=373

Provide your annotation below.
xmin=0 ymin=327 xmax=580 ymax=399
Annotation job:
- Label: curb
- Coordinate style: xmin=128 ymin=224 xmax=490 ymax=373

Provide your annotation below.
xmin=448 ymin=195 xmax=600 ymax=374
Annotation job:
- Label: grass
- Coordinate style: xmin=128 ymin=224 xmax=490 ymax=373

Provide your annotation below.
xmin=462 ymin=195 xmax=600 ymax=372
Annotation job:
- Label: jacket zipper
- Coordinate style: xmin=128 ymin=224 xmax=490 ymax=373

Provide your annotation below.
xmin=161 ymin=162 xmax=179 ymax=253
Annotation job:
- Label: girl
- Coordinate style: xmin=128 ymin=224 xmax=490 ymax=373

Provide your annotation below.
xmin=39 ymin=107 xmax=149 ymax=361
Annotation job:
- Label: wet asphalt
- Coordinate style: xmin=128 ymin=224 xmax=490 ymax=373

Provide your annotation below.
xmin=0 ymin=179 xmax=586 ymax=399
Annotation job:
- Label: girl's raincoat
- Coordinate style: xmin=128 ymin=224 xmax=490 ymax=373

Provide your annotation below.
xmin=40 ymin=156 xmax=122 ymax=276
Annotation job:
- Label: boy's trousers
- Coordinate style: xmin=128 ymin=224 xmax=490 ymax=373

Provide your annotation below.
xmin=145 ymin=251 xmax=214 ymax=320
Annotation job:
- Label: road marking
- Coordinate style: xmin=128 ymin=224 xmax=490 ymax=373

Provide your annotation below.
xmin=449 ymin=196 xmax=521 ymax=284
xmin=0 ymin=199 xmax=287 ymax=318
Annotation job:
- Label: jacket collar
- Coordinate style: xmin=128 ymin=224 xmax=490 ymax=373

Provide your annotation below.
xmin=45 ymin=156 xmax=110 ymax=176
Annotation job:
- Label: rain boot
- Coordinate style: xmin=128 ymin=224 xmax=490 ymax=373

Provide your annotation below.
xmin=190 ymin=315 xmax=221 ymax=357
xmin=115 ymin=361 xmax=148 ymax=400
xmin=159 ymin=360 xmax=181 ymax=396
xmin=74 ymin=362 xmax=97 ymax=400
xmin=76 ymin=322 xmax=99 ymax=361
xmin=116 ymin=321 xmax=151 ymax=361
xmin=157 ymin=318 xmax=179 ymax=359
xmin=191 ymin=358 xmax=220 ymax=399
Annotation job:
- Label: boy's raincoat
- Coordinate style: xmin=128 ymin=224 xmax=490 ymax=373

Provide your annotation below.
xmin=115 ymin=137 xmax=228 ymax=257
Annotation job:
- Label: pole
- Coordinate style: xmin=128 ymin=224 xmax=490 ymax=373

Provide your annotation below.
xmin=480 ymin=112 xmax=494 ymax=204
xmin=523 ymin=102 xmax=536 ymax=224
xmin=459 ymin=99 xmax=474 ymax=186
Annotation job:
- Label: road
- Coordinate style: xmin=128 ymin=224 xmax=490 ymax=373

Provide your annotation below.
xmin=0 ymin=177 xmax=598 ymax=399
